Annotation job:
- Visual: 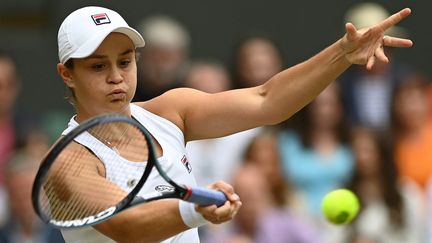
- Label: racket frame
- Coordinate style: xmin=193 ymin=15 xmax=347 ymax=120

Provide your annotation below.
xmin=32 ymin=114 xmax=225 ymax=229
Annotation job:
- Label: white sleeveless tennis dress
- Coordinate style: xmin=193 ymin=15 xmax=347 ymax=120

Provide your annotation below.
xmin=60 ymin=103 xmax=199 ymax=243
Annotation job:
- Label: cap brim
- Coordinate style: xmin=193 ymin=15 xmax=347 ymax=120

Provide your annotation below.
xmin=69 ymin=26 xmax=145 ymax=60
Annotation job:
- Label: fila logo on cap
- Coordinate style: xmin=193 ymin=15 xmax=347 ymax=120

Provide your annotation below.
xmin=91 ymin=13 xmax=111 ymax=25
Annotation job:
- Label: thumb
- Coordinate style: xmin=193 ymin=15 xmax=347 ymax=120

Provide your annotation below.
xmin=345 ymin=23 xmax=357 ymax=41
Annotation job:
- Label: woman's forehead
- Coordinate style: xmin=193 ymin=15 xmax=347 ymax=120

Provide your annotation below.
xmin=92 ymin=33 xmax=135 ymax=56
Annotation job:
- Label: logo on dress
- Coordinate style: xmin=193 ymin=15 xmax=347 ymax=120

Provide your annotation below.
xmin=126 ymin=178 xmax=137 ymax=188
xmin=155 ymin=185 xmax=175 ymax=193
xmin=181 ymin=155 xmax=192 ymax=173
xmin=91 ymin=13 xmax=111 ymax=25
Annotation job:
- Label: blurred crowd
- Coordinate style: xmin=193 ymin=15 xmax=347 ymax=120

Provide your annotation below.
xmin=0 ymin=2 xmax=431 ymax=243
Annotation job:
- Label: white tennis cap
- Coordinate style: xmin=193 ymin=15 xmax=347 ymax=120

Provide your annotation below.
xmin=58 ymin=6 xmax=145 ymax=64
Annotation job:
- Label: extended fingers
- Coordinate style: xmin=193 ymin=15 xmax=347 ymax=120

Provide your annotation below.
xmin=343 ymin=8 xmax=412 ymax=67
xmin=367 ymin=41 xmax=389 ymax=70
xmin=383 ymin=36 xmax=413 ymax=48
xmin=345 ymin=22 xmax=358 ymax=41
xmin=375 ymin=44 xmax=389 ymax=64
xmin=379 ymin=8 xmax=411 ymax=31
xmin=366 ymin=55 xmax=376 ymax=70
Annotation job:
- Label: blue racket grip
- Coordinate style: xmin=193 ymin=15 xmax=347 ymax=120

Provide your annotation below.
xmin=184 ymin=187 xmax=228 ymax=207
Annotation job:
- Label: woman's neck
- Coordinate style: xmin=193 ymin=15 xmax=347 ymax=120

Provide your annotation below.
xmin=75 ymin=105 xmax=132 ymax=123
xmin=311 ymin=129 xmax=339 ymax=155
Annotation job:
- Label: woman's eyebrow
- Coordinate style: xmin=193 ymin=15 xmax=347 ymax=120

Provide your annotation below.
xmin=87 ymin=49 xmax=134 ymax=59
xmin=120 ymin=49 xmax=134 ymax=56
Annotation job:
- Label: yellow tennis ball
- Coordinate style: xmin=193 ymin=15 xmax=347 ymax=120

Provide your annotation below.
xmin=321 ymin=189 xmax=360 ymax=225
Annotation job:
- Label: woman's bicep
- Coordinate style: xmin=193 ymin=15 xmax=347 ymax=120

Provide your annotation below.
xmin=140 ymin=87 xmax=271 ymax=141
xmin=184 ymin=88 xmax=267 ymax=140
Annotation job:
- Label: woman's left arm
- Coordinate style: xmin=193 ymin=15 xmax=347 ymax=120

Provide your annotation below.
xmin=141 ymin=8 xmax=412 ymax=142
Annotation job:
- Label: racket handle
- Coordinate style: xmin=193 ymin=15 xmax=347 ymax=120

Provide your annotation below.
xmin=185 ymin=187 xmax=227 ymax=207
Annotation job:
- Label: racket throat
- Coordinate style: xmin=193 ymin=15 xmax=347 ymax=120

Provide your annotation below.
xmin=182 ymin=186 xmax=193 ymax=201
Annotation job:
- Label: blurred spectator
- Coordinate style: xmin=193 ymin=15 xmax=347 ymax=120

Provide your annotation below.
xmin=0 ymin=50 xmax=20 ymax=227
xmin=428 ymin=85 xmax=432 ymax=119
xmin=41 ymin=110 xmax=73 ymax=145
xmin=0 ymin=128 xmax=64 ymax=243
xmin=187 ymin=34 xmax=285 ymax=188
xmin=14 ymin=127 xmax=50 ymax=160
xmin=202 ymin=164 xmax=320 ymax=243
xmin=343 ymin=127 xmax=426 ymax=243
xmin=242 ymin=129 xmax=290 ymax=206
xmin=427 ymin=179 xmax=432 ymax=243
xmin=0 ymin=51 xmax=19 ymax=185
xmin=391 ymin=74 xmax=432 ymax=190
xmin=231 ymin=35 xmax=283 ymax=89
xmin=185 ymin=60 xmax=259 ymax=186
xmin=133 ymin=15 xmax=190 ymax=101
xmin=338 ymin=2 xmax=412 ymax=133
xmin=182 ymin=60 xmax=231 ymax=93
xmin=278 ymin=83 xmax=354 ymax=218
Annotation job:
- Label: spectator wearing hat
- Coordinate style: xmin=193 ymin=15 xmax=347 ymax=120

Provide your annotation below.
xmin=338 ymin=2 xmax=413 ymax=135
xmin=133 ymin=15 xmax=191 ymax=101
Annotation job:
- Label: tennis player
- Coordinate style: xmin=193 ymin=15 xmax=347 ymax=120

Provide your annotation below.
xmin=54 ymin=5 xmax=412 ymax=243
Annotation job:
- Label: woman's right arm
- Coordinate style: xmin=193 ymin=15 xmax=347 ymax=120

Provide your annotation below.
xmin=52 ymin=142 xmax=239 ymax=242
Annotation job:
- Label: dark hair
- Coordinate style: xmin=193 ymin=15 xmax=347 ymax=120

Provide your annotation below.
xmin=64 ymin=59 xmax=74 ymax=69
xmin=62 ymin=59 xmax=76 ymax=106
xmin=348 ymin=128 xmax=404 ymax=229
xmin=390 ymin=73 xmax=430 ymax=137
xmin=288 ymin=84 xmax=349 ymax=148
xmin=0 ymin=49 xmax=18 ymax=80
xmin=242 ymin=128 xmax=290 ymax=206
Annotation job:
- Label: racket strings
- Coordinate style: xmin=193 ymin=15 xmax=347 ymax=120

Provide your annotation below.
xmin=37 ymin=122 xmax=150 ymax=222
xmin=90 ymin=123 xmax=149 ymax=161
xmin=41 ymin=147 xmax=115 ymax=221
xmin=42 ymin=149 xmax=75 ymax=219
xmin=42 ymin=145 xmax=91 ymax=221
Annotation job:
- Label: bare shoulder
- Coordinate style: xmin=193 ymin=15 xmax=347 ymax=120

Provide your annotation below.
xmin=133 ymin=88 xmax=205 ymax=132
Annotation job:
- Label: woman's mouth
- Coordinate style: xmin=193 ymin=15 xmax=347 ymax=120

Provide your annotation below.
xmin=108 ymin=89 xmax=127 ymax=101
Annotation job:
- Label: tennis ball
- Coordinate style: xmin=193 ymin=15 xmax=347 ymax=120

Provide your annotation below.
xmin=321 ymin=189 xmax=360 ymax=225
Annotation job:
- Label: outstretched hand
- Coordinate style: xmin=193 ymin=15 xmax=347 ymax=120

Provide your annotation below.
xmin=340 ymin=8 xmax=413 ymax=70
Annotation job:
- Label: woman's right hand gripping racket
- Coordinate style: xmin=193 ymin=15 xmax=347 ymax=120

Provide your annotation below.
xmin=32 ymin=114 xmax=228 ymax=229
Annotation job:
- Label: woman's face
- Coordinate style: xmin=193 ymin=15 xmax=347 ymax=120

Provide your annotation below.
xmin=351 ymin=129 xmax=380 ymax=177
xmin=0 ymin=58 xmax=18 ymax=117
xmin=394 ymin=86 xmax=428 ymax=131
xmin=247 ymin=134 xmax=281 ymax=181
xmin=237 ymin=38 xmax=282 ymax=87
xmin=67 ymin=33 xmax=137 ymax=117
xmin=309 ymin=84 xmax=342 ymax=129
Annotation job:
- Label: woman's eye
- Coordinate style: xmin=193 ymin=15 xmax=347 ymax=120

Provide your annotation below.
xmin=120 ymin=60 xmax=131 ymax=67
xmin=92 ymin=63 xmax=106 ymax=71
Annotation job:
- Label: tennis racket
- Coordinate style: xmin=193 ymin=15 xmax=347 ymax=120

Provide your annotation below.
xmin=32 ymin=114 xmax=227 ymax=229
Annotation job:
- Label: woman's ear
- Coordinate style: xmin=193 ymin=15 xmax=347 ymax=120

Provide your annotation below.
xmin=57 ymin=63 xmax=75 ymax=88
